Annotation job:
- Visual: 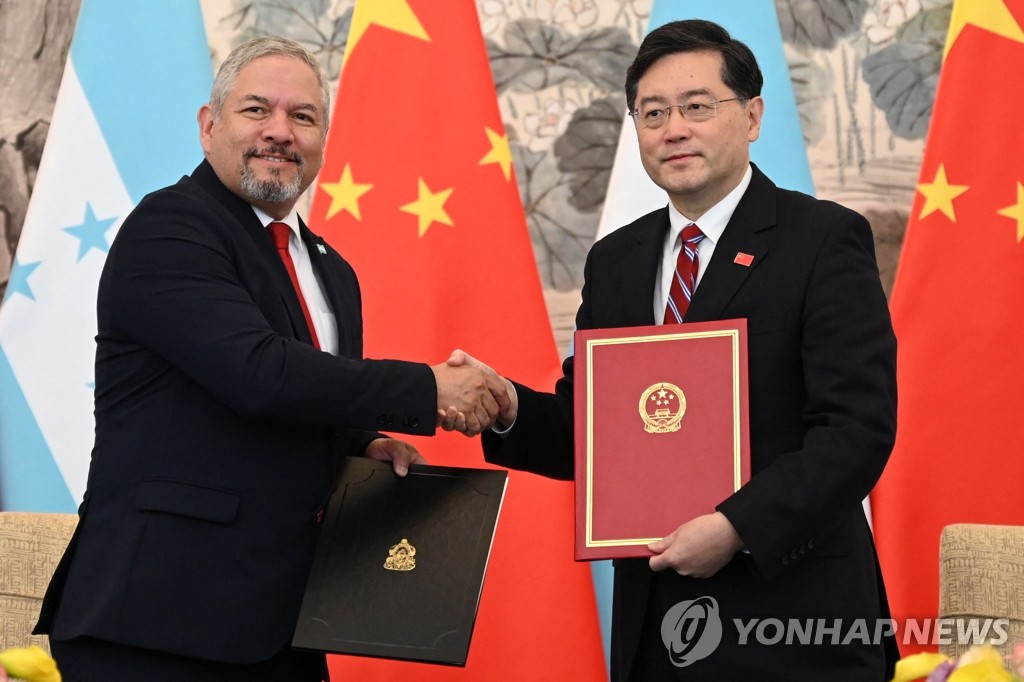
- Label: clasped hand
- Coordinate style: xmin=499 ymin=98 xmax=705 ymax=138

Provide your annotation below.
xmin=431 ymin=349 xmax=516 ymax=436
xmin=648 ymin=512 xmax=744 ymax=578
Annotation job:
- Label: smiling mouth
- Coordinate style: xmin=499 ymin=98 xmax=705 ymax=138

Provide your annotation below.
xmin=244 ymin=147 xmax=302 ymax=167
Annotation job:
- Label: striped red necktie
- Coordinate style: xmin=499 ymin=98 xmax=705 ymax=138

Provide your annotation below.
xmin=664 ymin=223 xmax=705 ymax=324
xmin=268 ymin=222 xmax=320 ymax=349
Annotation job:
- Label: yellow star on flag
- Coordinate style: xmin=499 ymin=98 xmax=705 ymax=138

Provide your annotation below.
xmin=944 ymin=0 xmax=1024 ymax=58
xmin=319 ymin=164 xmax=373 ymax=221
xmin=480 ymin=126 xmax=513 ymax=181
xmin=344 ymin=0 xmax=430 ymax=66
xmin=400 ymin=178 xmax=454 ymax=237
xmin=917 ymin=164 xmax=969 ymax=222
xmin=997 ymin=182 xmax=1024 ymax=243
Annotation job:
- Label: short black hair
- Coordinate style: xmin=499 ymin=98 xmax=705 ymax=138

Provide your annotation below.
xmin=624 ymin=19 xmax=763 ymax=113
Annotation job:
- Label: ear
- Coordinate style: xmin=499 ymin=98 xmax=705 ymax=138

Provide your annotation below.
xmin=197 ymin=104 xmax=216 ymax=155
xmin=746 ymin=96 xmax=765 ymax=143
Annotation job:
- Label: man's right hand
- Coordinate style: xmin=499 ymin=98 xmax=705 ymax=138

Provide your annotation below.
xmin=436 ymin=350 xmax=518 ymax=434
xmin=430 ymin=359 xmax=510 ymax=436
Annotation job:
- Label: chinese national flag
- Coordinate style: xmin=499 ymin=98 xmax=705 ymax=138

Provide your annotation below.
xmin=308 ymin=0 xmax=606 ymax=679
xmin=870 ymin=0 xmax=1024 ymax=657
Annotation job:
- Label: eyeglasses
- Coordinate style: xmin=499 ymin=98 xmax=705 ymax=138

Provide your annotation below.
xmin=629 ymin=97 xmax=747 ymax=128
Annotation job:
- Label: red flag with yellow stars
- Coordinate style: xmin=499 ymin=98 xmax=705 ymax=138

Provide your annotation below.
xmin=309 ymin=0 xmax=606 ymax=678
xmin=870 ymin=0 xmax=1024 ymax=657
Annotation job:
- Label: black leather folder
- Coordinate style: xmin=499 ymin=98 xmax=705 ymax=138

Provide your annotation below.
xmin=292 ymin=456 xmax=508 ymax=666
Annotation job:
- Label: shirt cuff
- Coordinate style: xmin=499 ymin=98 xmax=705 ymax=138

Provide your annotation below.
xmin=489 ymin=383 xmax=518 ymax=436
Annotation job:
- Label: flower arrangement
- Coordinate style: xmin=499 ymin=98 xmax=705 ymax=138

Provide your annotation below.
xmin=891 ymin=643 xmax=1024 ymax=682
xmin=0 ymin=646 xmax=61 ymax=682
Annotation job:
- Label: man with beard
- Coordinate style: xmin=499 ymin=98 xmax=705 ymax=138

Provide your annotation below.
xmin=34 ymin=36 xmax=505 ymax=681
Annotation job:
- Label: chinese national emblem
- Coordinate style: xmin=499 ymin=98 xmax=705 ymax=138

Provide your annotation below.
xmin=383 ymin=538 xmax=417 ymax=571
xmin=639 ymin=382 xmax=687 ymax=433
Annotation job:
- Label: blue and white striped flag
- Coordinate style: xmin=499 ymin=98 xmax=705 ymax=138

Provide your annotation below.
xmin=0 ymin=0 xmax=211 ymax=511
xmin=590 ymin=0 xmax=814 ymax=670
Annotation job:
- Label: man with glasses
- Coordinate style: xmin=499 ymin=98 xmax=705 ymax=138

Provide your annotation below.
xmin=448 ymin=18 xmax=898 ymax=681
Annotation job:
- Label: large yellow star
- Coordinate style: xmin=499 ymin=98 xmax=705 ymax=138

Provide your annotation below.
xmin=400 ymin=178 xmax=454 ymax=237
xmin=944 ymin=0 xmax=1024 ymax=58
xmin=479 ymin=127 xmax=513 ymax=181
xmin=997 ymin=182 xmax=1024 ymax=243
xmin=343 ymin=0 xmax=430 ymax=66
xmin=917 ymin=164 xmax=969 ymax=222
xmin=319 ymin=164 xmax=373 ymax=221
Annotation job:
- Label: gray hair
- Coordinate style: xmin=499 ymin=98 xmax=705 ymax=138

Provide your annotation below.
xmin=209 ymin=36 xmax=330 ymax=126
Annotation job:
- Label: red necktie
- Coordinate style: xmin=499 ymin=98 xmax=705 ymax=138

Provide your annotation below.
xmin=268 ymin=222 xmax=320 ymax=349
xmin=664 ymin=223 xmax=705 ymax=324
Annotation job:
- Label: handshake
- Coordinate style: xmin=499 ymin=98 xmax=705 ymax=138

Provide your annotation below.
xmin=430 ymin=349 xmax=517 ymax=436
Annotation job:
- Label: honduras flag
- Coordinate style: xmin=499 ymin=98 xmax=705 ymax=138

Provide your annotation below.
xmin=0 ymin=0 xmax=211 ymax=511
xmin=589 ymin=0 xmax=814 ymax=672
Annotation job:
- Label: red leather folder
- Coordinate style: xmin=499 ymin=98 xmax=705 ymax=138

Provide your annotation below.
xmin=573 ymin=319 xmax=750 ymax=560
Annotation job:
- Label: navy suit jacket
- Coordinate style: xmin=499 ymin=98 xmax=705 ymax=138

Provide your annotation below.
xmin=483 ymin=165 xmax=898 ymax=680
xmin=37 ymin=160 xmax=438 ymax=664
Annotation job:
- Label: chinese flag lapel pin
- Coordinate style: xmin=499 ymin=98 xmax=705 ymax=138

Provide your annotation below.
xmin=734 ymin=252 xmax=754 ymax=267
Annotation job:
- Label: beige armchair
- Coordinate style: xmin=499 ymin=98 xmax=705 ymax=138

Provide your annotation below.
xmin=0 ymin=512 xmax=78 ymax=654
xmin=938 ymin=523 xmax=1024 ymax=660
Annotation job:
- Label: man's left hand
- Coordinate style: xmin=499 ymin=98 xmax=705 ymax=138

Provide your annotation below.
xmin=648 ymin=512 xmax=744 ymax=578
xmin=364 ymin=438 xmax=426 ymax=477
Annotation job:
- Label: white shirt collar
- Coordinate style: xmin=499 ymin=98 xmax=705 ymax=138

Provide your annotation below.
xmin=666 ymin=164 xmax=753 ymax=246
xmin=252 ymin=206 xmax=301 ymax=240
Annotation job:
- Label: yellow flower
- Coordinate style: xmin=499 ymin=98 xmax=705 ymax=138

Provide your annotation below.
xmin=949 ymin=660 xmax=1015 ymax=681
xmin=0 ymin=646 xmax=62 ymax=682
xmin=960 ymin=645 xmax=1009 ymax=667
xmin=949 ymin=645 xmax=1016 ymax=682
xmin=891 ymin=651 xmax=953 ymax=681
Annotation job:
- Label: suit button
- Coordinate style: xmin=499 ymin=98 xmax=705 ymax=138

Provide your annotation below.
xmin=799 ymin=546 xmax=807 ymax=555
xmin=404 ymin=416 xmax=419 ymax=428
xmin=790 ymin=549 xmax=800 ymax=560
xmin=781 ymin=556 xmax=791 ymax=566
xmin=807 ymin=539 xmax=816 ymax=549
xmin=315 ymin=509 xmax=325 ymax=524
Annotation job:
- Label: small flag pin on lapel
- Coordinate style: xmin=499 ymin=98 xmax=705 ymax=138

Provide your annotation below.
xmin=316 ymin=243 xmax=327 ymax=255
xmin=734 ymin=252 xmax=754 ymax=267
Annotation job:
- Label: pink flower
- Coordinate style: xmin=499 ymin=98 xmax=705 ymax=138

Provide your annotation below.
xmin=925 ymin=659 xmax=955 ymax=682
xmin=1007 ymin=642 xmax=1024 ymax=677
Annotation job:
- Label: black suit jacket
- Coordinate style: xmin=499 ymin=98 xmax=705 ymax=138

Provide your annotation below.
xmin=36 ymin=161 xmax=438 ymax=664
xmin=484 ymin=165 xmax=898 ymax=680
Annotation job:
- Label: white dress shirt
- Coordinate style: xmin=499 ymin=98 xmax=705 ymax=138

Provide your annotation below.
xmin=653 ymin=165 xmax=753 ymax=323
xmin=253 ymin=207 xmax=339 ymax=355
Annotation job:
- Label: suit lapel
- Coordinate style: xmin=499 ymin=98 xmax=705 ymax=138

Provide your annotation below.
xmin=686 ymin=165 xmax=777 ymax=322
xmin=190 ymin=162 xmax=320 ymax=346
xmin=192 ymin=160 xmax=290 ymax=284
xmin=604 ymin=208 xmax=669 ymax=328
xmin=300 ymin=221 xmax=353 ymax=355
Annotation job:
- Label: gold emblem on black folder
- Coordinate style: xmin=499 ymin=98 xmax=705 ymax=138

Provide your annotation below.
xmin=639 ymin=382 xmax=686 ymax=433
xmin=384 ymin=538 xmax=417 ymax=571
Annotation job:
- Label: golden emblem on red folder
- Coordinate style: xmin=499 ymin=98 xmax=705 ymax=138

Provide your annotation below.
xmin=384 ymin=538 xmax=417 ymax=571
xmin=639 ymin=382 xmax=686 ymax=433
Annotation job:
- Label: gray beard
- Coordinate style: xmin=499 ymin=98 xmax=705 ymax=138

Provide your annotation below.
xmin=239 ymin=161 xmax=303 ymax=205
